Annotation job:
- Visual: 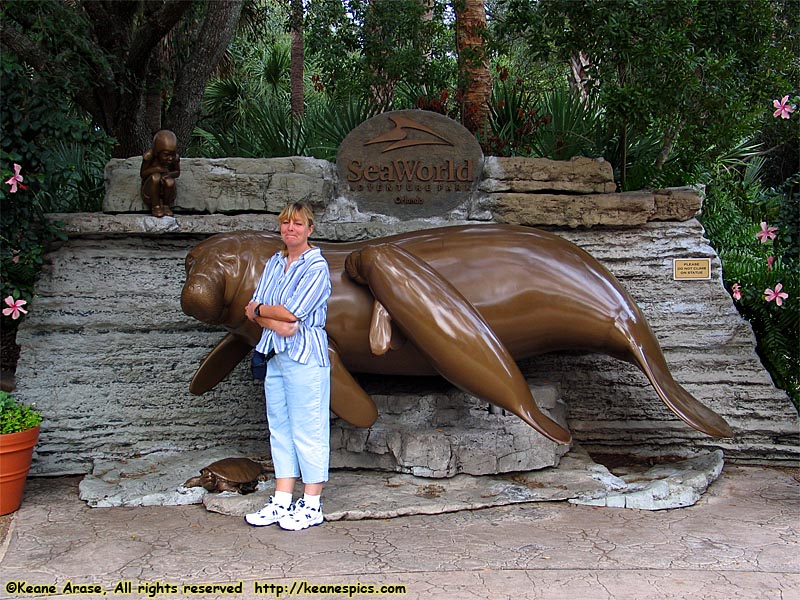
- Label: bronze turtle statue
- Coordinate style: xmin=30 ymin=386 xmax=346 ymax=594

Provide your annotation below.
xmin=182 ymin=457 xmax=266 ymax=494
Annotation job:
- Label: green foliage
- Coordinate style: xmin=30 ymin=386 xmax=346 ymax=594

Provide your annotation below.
xmin=194 ymin=94 xmax=385 ymax=161
xmin=2 ymin=0 xmax=245 ymax=157
xmin=480 ymin=81 xmax=684 ymax=191
xmin=700 ymin=171 xmax=799 ymax=407
xmin=1 ymin=53 xmax=111 ymax=331
xmin=530 ymin=88 xmax=601 ymax=161
xmin=39 ymin=140 xmax=109 ymax=212
xmin=496 ymin=0 xmax=789 ymax=189
xmin=308 ymin=97 xmax=386 ymax=159
xmin=195 ymin=96 xmax=312 ymax=158
xmin=304 ymin=0 xmax=456 ymax=104
xmin=599 ymin=123 xmax=686 ymax=192
xmin=194 ymin=1 xmax=456 ymax=158
xmin=0 ymin=390 xmax=42 ymax=434
xmin=775 ymin=176 xmax=800 ymax=263
xmin=0 ymin=162 xmax=67 ymax=331
xmin=481 ymin=69 xmax=548 ymax=156
xmin=0 ymin=56 xmax=112 ymax=202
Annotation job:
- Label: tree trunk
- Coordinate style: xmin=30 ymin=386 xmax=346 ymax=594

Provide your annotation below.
xmin=1 ymin=0 xmax=238 ymax=158
xmin=455 ymin=0 xmax=491 ymax=134
xmin=165 ymin=0 xmax=244 ymax=155
xmin=568 ymin=51 xmax=592 ymax=102
xmin=655 ymin=126 xmax=680 ymax=172
xmin=290 ymin=0 xmax=305 ymax=119
xmin=363 ymin=0 xmax=395 ymax=108
xmin=144 ymin=44 xmax=166 ymax=136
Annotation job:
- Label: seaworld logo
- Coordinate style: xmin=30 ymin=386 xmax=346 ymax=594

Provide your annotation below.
xmin=363 ymin=114 xmax=454 ymax=152
xmin=345 ymin=158 xmax=473 ymax=184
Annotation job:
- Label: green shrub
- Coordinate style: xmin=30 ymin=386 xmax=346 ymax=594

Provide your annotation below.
xmin=1 ymin=164 xmax=66 ymax=330
xmin=700 ymin=170 xmax=799 ymax=407
xmin=1 ymin=52 xmax=112 ymax=335
xmin=0 ymin=390 xmax=43 ymax=434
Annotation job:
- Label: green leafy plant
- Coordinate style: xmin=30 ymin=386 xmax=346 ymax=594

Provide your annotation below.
xmin=1 ymin=163 xmax=68 ymax=330
xmin=194 ymin=94 xmax=386 ymax=161
xmin=530 ymin=87 xmax=602 ymax=161
xmin=0 ymin=390 xmax=42 ymax=434
xmin=194 ymin=96 xmax=313 ymax=158
xmin=307 ymin=96 xmax=386 ymax=160
xmin=481 ymin=68 xmax=549 ymax=157
xmin=700 ymin=169 xmax=799 ymax=408
xmin=1 ymin=51 xmax=111 ymax=347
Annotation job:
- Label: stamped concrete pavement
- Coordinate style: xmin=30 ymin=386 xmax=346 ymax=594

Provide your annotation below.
xmin=0 ymin=465 xmax=798 ymax=600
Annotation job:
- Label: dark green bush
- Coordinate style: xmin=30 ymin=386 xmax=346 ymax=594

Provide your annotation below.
xmin=1 ymin=53 xmax=112 ymax=333
xmin=700 ymin=169 xmax=799 ymax=407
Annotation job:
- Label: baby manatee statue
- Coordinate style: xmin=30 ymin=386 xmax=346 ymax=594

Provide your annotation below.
xmin=181 ymin=224 xmax=733 ymax=445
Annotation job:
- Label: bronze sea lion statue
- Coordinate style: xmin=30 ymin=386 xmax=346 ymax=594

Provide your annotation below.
xmin=180 ymin=224 xmax=734 ymax=445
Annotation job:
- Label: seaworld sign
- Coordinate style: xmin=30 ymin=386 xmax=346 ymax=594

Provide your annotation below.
xmin=336 ymin=110 xmax=484 ymax=218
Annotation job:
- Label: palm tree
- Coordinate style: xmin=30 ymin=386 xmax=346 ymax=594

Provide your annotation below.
xmin=455 ymin=0 xmax=491 ymax=134
xmin=290 ymin=0 xmax=304 ymax=118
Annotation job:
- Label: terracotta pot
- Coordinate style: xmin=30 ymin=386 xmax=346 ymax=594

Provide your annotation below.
xmin=0 ymin=425 xmax=40 ymax=515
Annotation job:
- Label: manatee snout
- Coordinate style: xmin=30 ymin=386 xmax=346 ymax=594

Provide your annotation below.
xmin=181 ymin=275 xmax=225 ymax=323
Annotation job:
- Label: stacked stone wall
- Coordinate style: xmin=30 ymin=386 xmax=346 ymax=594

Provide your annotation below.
xmin=13 ymin=155 xmax=798 ymax=475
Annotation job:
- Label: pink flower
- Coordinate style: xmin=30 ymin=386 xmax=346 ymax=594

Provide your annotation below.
xmin=11 ymin=249 xmax=20 ymax=264
xmin=767 ymin=256 xmax=774 ymax=272
xmin=773 ymin=95 xmax=795 ymax=119
xmin=764 ymin=283 xmax=788 ymax=307
xmin=4 ymin=163 xmax=26 ymax=193
xmin=2 ymin=295 xmax=28 ymax=319
xmin=756 ymin=221 xmax=778 ymax=243
xmin=732 ymin=283 xmax=742 ymax=301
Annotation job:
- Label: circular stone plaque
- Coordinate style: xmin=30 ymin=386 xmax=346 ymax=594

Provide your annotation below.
xmin=336 ymin=110 xmax=484 ymax=219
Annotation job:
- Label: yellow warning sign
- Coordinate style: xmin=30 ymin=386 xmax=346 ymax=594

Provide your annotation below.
xmin=673 ymin=258 xmax=711 ymax=280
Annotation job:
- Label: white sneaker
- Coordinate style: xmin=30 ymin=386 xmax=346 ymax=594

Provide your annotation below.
xmin=244 ymin=496 xmax=292 ymax=527
xmin=278 ymin=498 xmax=323 ymax=531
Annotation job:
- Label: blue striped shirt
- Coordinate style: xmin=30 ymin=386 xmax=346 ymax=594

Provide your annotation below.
xmin=250 ymin=246 xmax=331 ymax=367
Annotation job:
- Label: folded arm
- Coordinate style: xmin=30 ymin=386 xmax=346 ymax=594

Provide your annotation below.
xmin=245 ymin=301 xmax=299 ymax=337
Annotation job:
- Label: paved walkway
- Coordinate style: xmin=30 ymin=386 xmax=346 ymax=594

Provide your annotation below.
xmin=0 ymin=465 xmax=798 ymax=600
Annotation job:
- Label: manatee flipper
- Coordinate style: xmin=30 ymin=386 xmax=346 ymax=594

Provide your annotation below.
xmin=330 ymin=340 xmax=379 ymax=428
xmin=345 ymin=243 xmax=571 ymax=445
xmin=613 ymin=317 xmax=734 ymax=438
xmin=190 ymin=333 xmax=253 ymax=394
xmin=369 ymin=300 xmax=405 ymax=355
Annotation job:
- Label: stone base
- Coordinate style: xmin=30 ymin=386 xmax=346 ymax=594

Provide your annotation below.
xmin=330 ymin=379 xmax=569 ymax=477
xmin=76 ymin=445 xmax=725 ymax=515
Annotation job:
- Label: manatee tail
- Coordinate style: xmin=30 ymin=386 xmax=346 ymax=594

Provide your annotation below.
xmin=613 ymin=316 xmax=733 ymax=438
xmin=347 ymin=243 xmax=572 ymax=445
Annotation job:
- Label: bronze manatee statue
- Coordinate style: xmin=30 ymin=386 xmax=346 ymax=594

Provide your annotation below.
xmin=181 ymin=224 xmax=733 ymax=445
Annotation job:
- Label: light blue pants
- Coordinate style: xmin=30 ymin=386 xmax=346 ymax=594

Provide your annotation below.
xmin=264 ymin=352 xmax=331 ymax=484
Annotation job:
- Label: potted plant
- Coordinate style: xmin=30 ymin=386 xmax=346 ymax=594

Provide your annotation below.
xmin=0 ymin=390 xmax=42 ymax=515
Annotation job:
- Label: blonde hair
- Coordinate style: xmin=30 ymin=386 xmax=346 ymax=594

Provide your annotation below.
xmin=277 ymin=202 xmax=316 ymax=256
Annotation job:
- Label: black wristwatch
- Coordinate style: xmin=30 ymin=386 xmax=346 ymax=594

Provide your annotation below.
xmin=255 ymin=304 xmax=263 ymax=317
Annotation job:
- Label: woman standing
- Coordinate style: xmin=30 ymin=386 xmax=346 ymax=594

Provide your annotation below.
xmin=244 ymin=202 xmax=332 ymax=531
